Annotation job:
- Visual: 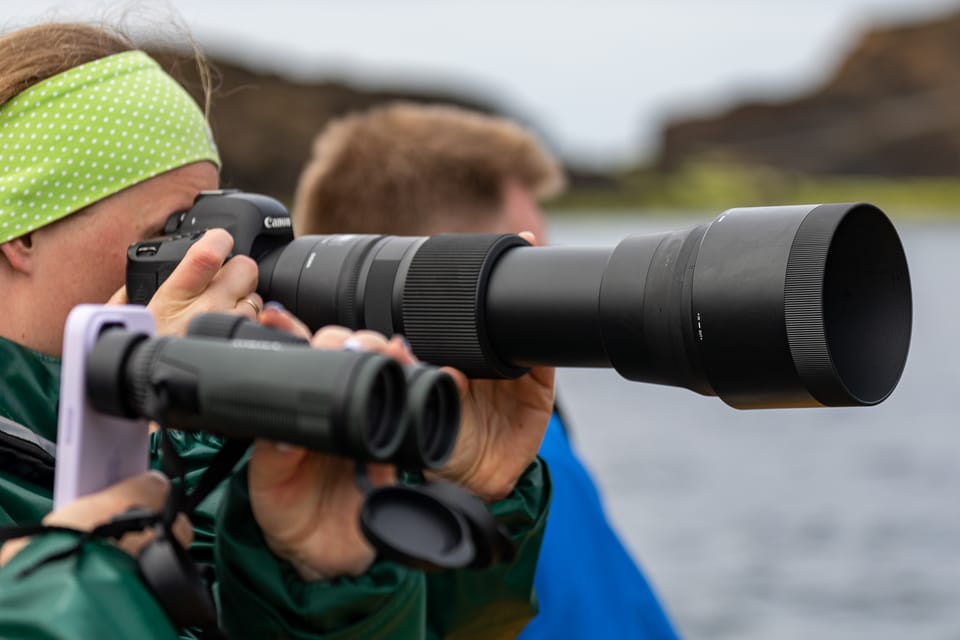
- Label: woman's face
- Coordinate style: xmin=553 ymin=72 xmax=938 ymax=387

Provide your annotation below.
xmin=28 ymin=161 xmax=219 ymax=353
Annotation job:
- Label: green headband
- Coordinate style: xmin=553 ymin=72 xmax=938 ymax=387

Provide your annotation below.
xmin=0 ymin=50 xmax=220 ymax=244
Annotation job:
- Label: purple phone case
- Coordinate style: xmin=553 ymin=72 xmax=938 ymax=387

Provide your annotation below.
xmin=53 ymin=304 xmax=155 ymax=508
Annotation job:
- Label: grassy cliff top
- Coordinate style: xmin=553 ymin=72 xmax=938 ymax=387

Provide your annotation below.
xmin=551 ymin=162 xmax=960 ymax=221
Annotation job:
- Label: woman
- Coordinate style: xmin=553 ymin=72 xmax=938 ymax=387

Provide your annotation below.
xmin=0 ymin=22 xmax=553 ymax=638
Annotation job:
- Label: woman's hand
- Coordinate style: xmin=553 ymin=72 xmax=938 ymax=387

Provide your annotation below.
xmin=243 ymin=226 xmax=556 ymax=577
xmin=0 ymin=472 xmax=193 ymax=566
xmin=109 ymin=228 xmax=262 ymax=336
xmin=430 ymin=230 xmax=555 ymax=502
xmin=432 ymin=364 xmax=554 ymax=503
xmin=245 ymin=328 xmax=412 ymax=581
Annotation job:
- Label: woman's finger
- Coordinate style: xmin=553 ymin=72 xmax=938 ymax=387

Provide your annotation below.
xmin=234 ymin=292 xmax=264 ymax=320
xmin=258 ymin=306 xmax=312 ymax=341
xmin=310 ymin=325 xmax=354 ymax=350
xmin=106 ymin=285 xmax=128 ymax=306
xmin=155 ymin=229 xmax=234 ymax=300
xmin=383 ymin=335 xmax=418 ymax=366
xmin=517 ymin=231 xmax=539 ymax=247
xmin=341 ymin=330 xmax=391 ymax=354
xmin=203 ymin=254 xmax=259 ymax=311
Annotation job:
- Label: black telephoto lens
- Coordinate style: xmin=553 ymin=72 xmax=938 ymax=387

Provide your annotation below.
xmin=257 ymin=202 xmax=911 ymax=408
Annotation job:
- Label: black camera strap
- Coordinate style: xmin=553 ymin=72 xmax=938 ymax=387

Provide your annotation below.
xmin=0 ymin=416 xmax=56 ymax=489
xmin=142 ymin=424 xmax=249 ymax=635
xmin=0 ymin=510 xmax=162 ymax=578
xmin=154 ymin=425 xmax=251 ymax=521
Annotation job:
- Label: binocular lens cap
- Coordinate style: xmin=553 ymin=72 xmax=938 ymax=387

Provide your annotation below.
xmin=357 ymin=476 xmax=517 ymax=571
xmin=359 ymin=485 xmax=475 ymax=570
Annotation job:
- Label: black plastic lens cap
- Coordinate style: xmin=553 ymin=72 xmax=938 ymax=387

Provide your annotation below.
xmin=359 ymin=485 xmax=475 ymax=571
xmin=418 ymin=479 xmax=516 ymax=568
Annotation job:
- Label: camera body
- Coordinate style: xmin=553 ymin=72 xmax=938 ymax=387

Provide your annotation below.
xmin=127 ymin=191 xmax=292 ymax=305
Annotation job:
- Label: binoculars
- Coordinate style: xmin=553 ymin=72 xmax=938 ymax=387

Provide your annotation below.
xmin=85 ymin=313 xmax=460 ymax=470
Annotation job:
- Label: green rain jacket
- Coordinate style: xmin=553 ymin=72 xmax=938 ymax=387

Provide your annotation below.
xmin=0 ymin=336 xmax=550 ymax=638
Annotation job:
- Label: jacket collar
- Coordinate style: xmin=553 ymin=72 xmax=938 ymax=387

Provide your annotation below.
xmin=0 ymin=337 xmax=61 ymax=443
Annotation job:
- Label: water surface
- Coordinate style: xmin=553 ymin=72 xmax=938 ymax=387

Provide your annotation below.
xmin=549 ymin=213 xmax=959 ymax=640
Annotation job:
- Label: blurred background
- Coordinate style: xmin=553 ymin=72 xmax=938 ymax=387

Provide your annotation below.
xmin=4 ymin=1 xmax=959 ymax=638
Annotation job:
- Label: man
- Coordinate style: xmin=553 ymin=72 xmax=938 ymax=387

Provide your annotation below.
xmin=293 ymin=102 xmax=681 ymax=639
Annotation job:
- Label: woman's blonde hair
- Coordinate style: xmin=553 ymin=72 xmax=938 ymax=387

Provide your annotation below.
xmin=0 ymin=23 xmax=135 ymax=105
xmin=0 ymin=22 xmax=213 ymax=115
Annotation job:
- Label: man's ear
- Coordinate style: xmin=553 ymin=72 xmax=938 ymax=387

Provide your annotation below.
xmin=0 ymin=234 xmax=35 ymax=274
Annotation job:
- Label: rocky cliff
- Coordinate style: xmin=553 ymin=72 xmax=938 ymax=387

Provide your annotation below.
xmin=162 ymin=7 xmax=960 ymax=203
xmin=155 ymin=52 xmax=505 ymax=203
xmin=654 ymin=10 xmax=960 ymax=177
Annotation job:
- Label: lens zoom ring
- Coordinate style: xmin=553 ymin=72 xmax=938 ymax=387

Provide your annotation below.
xmin=784 ymin=205 xmax=840 ymax=404
xmin=403 ymin=240 xmax=489 ymax=374
xmin=401 ymin=235 xmax=525 ymax=377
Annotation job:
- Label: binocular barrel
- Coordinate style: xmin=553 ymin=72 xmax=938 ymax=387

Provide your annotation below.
xmin=183 ymin=313 xmax=461 ymax=470
xmin=86 ymin=329 xmax=408 ymax=462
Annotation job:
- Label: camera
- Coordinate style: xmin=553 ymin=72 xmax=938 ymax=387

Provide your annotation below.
xmin=128 ymin=191 xmax=912 ymax=409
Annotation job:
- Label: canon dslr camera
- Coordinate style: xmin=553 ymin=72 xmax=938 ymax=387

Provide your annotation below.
xmin=128 ymin=190 xmax=912 ymax=410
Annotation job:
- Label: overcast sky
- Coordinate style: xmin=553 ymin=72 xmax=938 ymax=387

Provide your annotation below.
xmin=5 ymin=0 xmax=960 ymax=166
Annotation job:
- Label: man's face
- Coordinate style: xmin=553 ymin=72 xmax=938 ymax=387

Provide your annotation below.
xmin=25 ymin=162 xmax=219 ymax=353
xmin=484 ymin=180 xmax=548 ymax=241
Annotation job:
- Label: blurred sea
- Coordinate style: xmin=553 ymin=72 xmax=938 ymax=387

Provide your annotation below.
xmin=548 ymin=212 xmax=960 ymax=640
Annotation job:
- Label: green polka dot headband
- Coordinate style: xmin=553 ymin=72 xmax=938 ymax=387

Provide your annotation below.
xmin=0 ymin=50 xmax=220 ymax=244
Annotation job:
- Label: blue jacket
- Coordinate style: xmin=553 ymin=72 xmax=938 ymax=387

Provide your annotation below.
xmin=520 ymin=411 xmax=681 ymax=639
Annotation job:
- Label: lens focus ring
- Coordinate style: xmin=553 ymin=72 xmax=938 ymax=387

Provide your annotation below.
xmin=401 ymin=234 xmax=528 ymax=378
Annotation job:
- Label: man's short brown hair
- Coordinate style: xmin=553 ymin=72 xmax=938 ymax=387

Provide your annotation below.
xmin=293 ymin=102 xmax=566 ymax=236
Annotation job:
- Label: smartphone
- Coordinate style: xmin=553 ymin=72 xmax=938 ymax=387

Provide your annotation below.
xmin=53 ymin=304 xmax=155 ymax=508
